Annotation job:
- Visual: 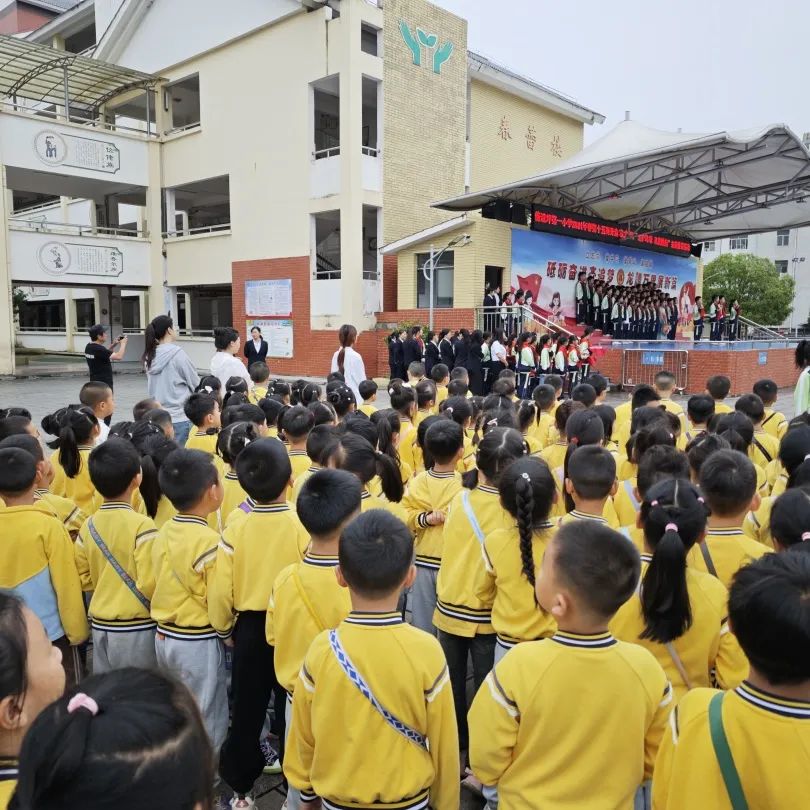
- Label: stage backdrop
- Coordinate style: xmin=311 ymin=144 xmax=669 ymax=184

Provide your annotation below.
xmin=511 ymin=228 xmax=699 ymax=338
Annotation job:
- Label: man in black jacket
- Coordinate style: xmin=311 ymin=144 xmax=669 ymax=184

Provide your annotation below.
xmin=402 ymin=325 xmax=424 ymax=369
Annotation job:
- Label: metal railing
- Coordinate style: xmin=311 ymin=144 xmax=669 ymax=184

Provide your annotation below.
xmin=313 ymin=146 xmax=341 ymax=160
xmin=17 ymin=326 xmax=67 ymax=333
xmin=361 ymin=145 xmax=379 ymax=157
xmin=738 ymin=316 xmax=786 ymax=342
xmin=163 ymin=121 xmax=201 ymax=136
xmin=622 ymin=349 xmax=689 ymax=390
xmin=163 ymin=224 xmax=231 ymax=238
xmin=474 ymin=305 xmax=573 ymax=337
xmin=315 ymin=252 xmax=341 ymax=279
xmin=9 ymin=220 xmax=145 ymax=238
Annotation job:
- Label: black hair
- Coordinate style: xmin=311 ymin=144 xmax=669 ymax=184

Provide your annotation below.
xmin=308 ymin=400 xmax=337 ymax=427
xmin=450 ymin=366 xmax=469 ymax=382
xmin=515 ymin=400 xmax=537 ymax=434
xmin=213 ymin=326 xmax=239 ymax=351
xmin=387 ymin=380 xmax=416 ymax=420
xmin=216 ymin=422 xmax=261 ymax=467
xmin=687 ymin=394 xmax=715 ymax=425
xmin=555 ymin=399 xmax=585 ymax=434
xmin=326 ymin=385 xmax=356 ymax=418
xmin=778 ymin=426 xmax=810 ymax=488
xmin=686 ymin=433 xmax=731 ymax=479
xmin=562 ymin=409 xmax=605 ymax=511
xmin=735 ymin=393 xmax=765 ymax=424
xmin=769 ymin=489 xmax=810 ymax=551
xmin=440 ymin=395 xmax=473 ymax=429
xmin=0 ymin=447 xmax=37 ymax=494
xmin=795 ymin=340 xmax=810 ymax=369
xmin=631 ymin=385 xmax=661 ymax=411
xmin=482 ymin=393 xmax=513 ymax=413
xmin=447 ymin=379 xmax=469 ymax=397
xmin=706 ymin=374 xmax=731 ymax=400
xmin=339 ymin=413 xmax=378 ymax=448
xmin=728 ymin=552 xmax=810 ymax=684
xmin=0 ymin=407 xmax=31 ymax=420
xmin=594 ymin=404 xmax=616 ymax=444
xmin=297 ymin=469 xmax=362 ymax=537
xmin=654 ymin=370 xmax=677 ymax=391
xmin=257 ymin=397 xmax=284 ymax=429
xmin=11 ymin=667 xmax=214 ymax=810
xmin=637 ymin=445 xmax=690 ymax=498
xmin=0 ymin=592 xmax=28 ymax=713
xmin=415 ymin=379 xmax=437 ymax=409
xmin=136 ymin=434 xmax=179 ymax=519
xmin=588 ymin=373 xmax=608 ymax=397
xmin=326 ymin=371 xmax=345 ymax=383
xmin=0 ymin=415 xmax=32 ymax=441
xmin=158 ymin=449 xmax=219 ymax=512
xmin=715 ymin=412 xmax=754 ymax=452
xmin=249 ymin=362 xmax=270 ymax=384
xmin=305 ymin=424 xmax=338 ymax=466
xmin=132 ymin=398 xmax=160 ymax=421
xmin=194 ymin=375 xmax=222 ymax=405
xmin=425 ymin=419 xmax=464 ymax=465
xmin=752 ymin=378 xmax=778 ymax=405
xmin=416 ymin=415 xmax=441 ymax=471
xmin=88 ymin=324 xmax=106 ymax=341
xmin=491 ymin=377 xmax=516 ymax=397
xmin=281 ymin=404 xmax=315 ymax=440
xmin=544 ymin=374 xmax=563 ymax=393
xmin=142 ymin=315 xmax=173 ymax=369
xmin=222 ymin=377 xmax=249 ymax=410
xmin=499 ymin=457 xmax=556 ymax=587
xmin=371 ymin=409 xmax=401 ymax=467
xmin=463 ymin=427 xmax=525 ymax=489
xmin=270 ymin=380 xmax=292 ymax=400
xmin=221 ymin=403 xmax=265 ymax=429
xmin=408 ymin=361 xmax=426 ymax=379
xmin=430 ymin=363 xmax=450 ymax=383
xmin=88 ymin=439 xmax=141 ymax=499
xmin=79 ymin=381 xmax=112 ymax=410
xmin=639 ymin=479 xmax=708 ymax=643
xmin=552 ymin=522 xmax=641 ymax=617
xmin=571 ymin=383 xmax=597 ymax=407
xmin=231 ymin=438 xmax=289 ymax=503
xmin=0 ymin=434 xmax=44 ymax=463
xmin=141 ymin=409 xmax=171 ymax=437
xmin=699 ymin=449 xmax=757 ymax=517
xmin=566 ymin=445 xmax=616 ymax=507
xmin=532 ymin=384 xmax=556 ymax=417
xmin=108 ymin=421 xmax=135 ymax=441
xmin=42 ymin=406 xmax=98 ymax=479
xmin=183 ymin=393 xmax=218 ymax=428
xmin=328 ymin=433 xmax=404 ymax=502
xmin=338 ymin=510 xmax=414 ymax=599
xmin=632 ymin=423 xmax=676 ymax=465
xmin=358 ymin=379 xmax=377 ymax=401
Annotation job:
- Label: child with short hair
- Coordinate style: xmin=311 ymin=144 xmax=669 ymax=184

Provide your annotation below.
xmin=408 ymin=361 xmax=426 ymax=386
xmin=74 ymin=439 xmax=158 ymax=673
xmin=402 ymin=420 xmax=464 ymax=634
xmin=539 ymin=400 xmax=585 ymax=472
xmin=289 ymin=424 xmax=338 ymax=506
xmin=211 ymin=439 xmax=309 ymax=803
xmin=356 ymin=378 xmax=378 ymax=416
xmin=694 ymin=449 xmax=769 ymax=586
xmin=589 ymin=372 xmax=609 ymax=404
xmin=182 ymin=393 xmax=221 ymax=455
xmin=248 ymin=362 xmax=270 ymax=404
xmin=132 ymin=397 xmax=161 ymax=421
xmin=653 ymin=370 xmax=686 ymax=429
xmin=571 ymin=382 xmax=597 ymax=407
xmin=150 ymin=448 xmax=227 ymax=750
xmin=706 ymin=374 xmax=732 ymax=414
xmin=735 ymin=392 xmax=780 ymax=468
xmin=531 ymin=383 xmax=557 ymax=449
xmin=0 ymin=447 xmax=88 ymax=684
xmin=415 ymin=379 xmax=437 ymax=426
xmin=559 ymin=444 xmax=618 ymax=525
xmin=79 ymin=381 xmax=115 ymax=443
xmin=543 ymin=373 xmax=563 ymax=412
xmin=285 ymin=510 xmax=460 ymax=810
xmin=281 ymin=404 xmax=316 ymax=481
xmin=469 ymin=521 xmax=671 ymax=809
xmin=753 ymin=377 xmax=788 ymax=439
xmin=430 ymin=363 xmax=450 ymax=411
xmin=144 ymin=407 xmax=175 ymax=440
xmin=653 ymin=552 xmax=810 ymax=809
xmin=685 ymin=394 xmax=714 ymax=443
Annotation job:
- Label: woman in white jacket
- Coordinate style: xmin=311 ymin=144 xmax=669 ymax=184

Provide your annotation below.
xmin=330 ymin=324 xmax=366 ymax=405
xmin=210 ymin=327 xmax=253 ymax=392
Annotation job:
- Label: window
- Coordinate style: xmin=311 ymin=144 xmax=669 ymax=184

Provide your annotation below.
xmin=313 ymin=211 xmax=341 ymax=279
xmin=776 ymin=260 xmax=789 ymax=274
xmin=703 ymin=241 xmax=715 ymax=252
xmin=18 ymin=300 xmax=65 ymax=330
xmin=74 ymin=299 xmax=95 ymax=329
xmin=164 ymin=74 xmax=200 ymax=132
xmin=777 ymin=229 xmax=790 ymax=247
xmin=361 ymin=23 xmax=381 ymax=56
xmin=416 ymin=251 xmax=454 ymax=309
xmin=728 ymin=236 xmax=748 ymax=250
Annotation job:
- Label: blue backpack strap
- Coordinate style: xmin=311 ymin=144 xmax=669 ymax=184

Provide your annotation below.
xmin=623 ymin=479 xmax=641 ymax=512
xmin=328 ymin=629 xmax=427 ymax=750
xmin=461 ymin=489 xmax=486 ymax=545
xmin=87 ymin=519 xmax=151 ymax=611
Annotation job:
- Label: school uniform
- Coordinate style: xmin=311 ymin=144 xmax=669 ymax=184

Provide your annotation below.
xmin=468 ymin=630 xmax=672 ymax=810
xmin=557 ymin=505 xmax=623 ymax=531
xmin=743 ymin=495 xmax=775 ymax=549
xmin=610 ymin=554 xmax=747 ymax=703
xmin=613 ymin=478 xmax=641 ymax=527
xmin=211 ymin=502 xmax=309 ymax=794
xmin=358 ymin=402 xmax=377 ymax=417
xmin=402 ymin=470 xmax=463 ymax=635
xmin=614 ymin=400 xmax=633 ymax=432
xmin=687 ymin=527 xmax=770 ymax=588
xmin=397 ymin=417 xmax=417 ymax=472
xmin=413 ymin=407 xmax=433 ymax=429
xmin=288 ymin=447 xmax=311 ymax=482
xmin=249 ymin=385 xmax=269 ymax=405
xmin=33 ymin=488 xmax=84 ymax=536
xmin=456 ymin=434 xmax=476 ymax=474
xmin=74 ymin=501 xmax=158 ymax=673
xmin=50 ymin=445 xmax=99 ymax=515
xmin=658 ymin=398 xmax=687 ymax=432
xmin=434 ymin=384 xmax=449 ymax=414
xmin=151 ymin=514 xmax=227 ymax=751
xmin=540 ymin=439 xmax=568 ymax=474
xmin=713 ymin=400 xmax=733 ymax=415
xmin=522 ymin=432 xmax=543 ymax=455
xmin=528 ymin=410 xmax=555 ymax=450
xmin=184 ymin=429 xmax=219 ymax=455
xmin=761 ymin=407 xmax=788 ymax=440
xmin=290 ymin=463 xmax=320 ymax=505
xmin=749 ymin=429 xmax=780 ymax=470
xmin=652 ymin=682 xmax=810 ymax=810
xmin=575 ymin=279 xmax=587 ymax=323
xmin=0 ymin=758 xmax=17 ymax=810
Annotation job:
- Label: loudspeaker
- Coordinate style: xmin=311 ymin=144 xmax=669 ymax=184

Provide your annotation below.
xmin=691 ymin=242 xmax=703 ymax=258
xmin=511 ymin=203 xmax=527 ymax=225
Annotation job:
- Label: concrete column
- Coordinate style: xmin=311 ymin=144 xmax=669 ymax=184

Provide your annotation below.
xmin=64 ymin=288 xmax=75 ymax=352
xmin=0 ymin=168 xmax=15 ymax=374
xmin=145 ymin=137 xmax=166 ymax=326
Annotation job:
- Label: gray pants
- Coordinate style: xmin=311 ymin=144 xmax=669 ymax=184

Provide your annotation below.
xmin=284 ymin=694 xmax=303 ymax=810
xmin=92 ymin=626 xmax=157 ymax=674
xmin=155 ymin=633 xmax=228 ymax=752
xmin=493 ymin=638 xmax=513 ymax=666
xmin=410 ymin=566 xmax=438 ymax=636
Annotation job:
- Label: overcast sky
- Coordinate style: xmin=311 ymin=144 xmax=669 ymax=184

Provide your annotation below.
xmin=434 ymin=0 xmax=807 ymax=143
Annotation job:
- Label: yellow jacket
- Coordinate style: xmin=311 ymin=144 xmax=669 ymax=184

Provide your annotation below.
xmin=743 ymin=495 xmax=774 ymax=548
xmin=0 ymin=758 xmax=17 ymax=810
xmin=220 ymin=470 xmax=248 ymax=520
xmin=749 ymin=429 xmax=780 ymax=471
xmin=50 ymin=446 xmax=99 ymax=515
xmin=34 ymin=489 xmax=84 ymax=536
xmin=288 ymin=448 xmax=311 ymax=482
xmin=687 ymin=527 xmax=770 ymax=588
xmin=358 ymin=403 xmax=377 ymax=417
xmin=290 ymin=464 xmax=320 ymax=505
xmin=761 ymin=407 xmax=788 ymax=440
xmin=184 ymin=429 xmax=219 ymax=455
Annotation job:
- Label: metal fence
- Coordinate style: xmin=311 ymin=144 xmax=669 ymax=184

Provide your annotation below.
xmin=621 ymin=349 xmax=689 ymax=391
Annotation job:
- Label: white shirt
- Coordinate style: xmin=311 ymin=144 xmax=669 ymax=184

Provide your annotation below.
xmin=491 ymin=340 xmax=507 ymax=364
xmin=252 ymin=338 xmax=263 ymax=353
xmin=210 ymin=351 xmax=253 ymax=390
xmin=331 ymin=344 xmax=367 ymax=404
xmin=95 ymin=420 xmax=110 ymax=445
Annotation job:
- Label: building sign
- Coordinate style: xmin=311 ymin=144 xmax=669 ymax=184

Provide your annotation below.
xmin=398 ymin=21 xmax=453 ymax=74
xmin=642 ymin=352 xmax=665 ymax=366
xmin=531 ymin=204 xmax=694 ymax=258
xmin=245 ymin=279 xmax=292 ymax=318
xmin=36 ymin=241 xmax=123 ymax=278
xmin=246 ymin=319 xmax=293 ymax=359
xmin=34 ymin=130 xmax=120 ymax=174
xmin=511 ymin=228 xmax=698 ymax=339
xmin=759 ymin=352 xmax=768 ymax=365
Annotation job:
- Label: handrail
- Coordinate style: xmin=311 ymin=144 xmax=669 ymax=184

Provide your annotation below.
xmin=313 ymin=146 xmax=341 ymax=160
xmin=11 ymin=199 xmax=61 ymax=216
xmin=474 ymin=305 xmax=574 ymax=337
xmin=738 ymin=316 xmax=784 ymax=341
xmin=163 ymin=121 xmax=201 ymax=136
xmin=9 ymin=220 xmax=145 ymax=238
xmin=163 ymin=224 xmax=231 ymax=238
xmin=361 ymin=145 xmax=379 ymax=157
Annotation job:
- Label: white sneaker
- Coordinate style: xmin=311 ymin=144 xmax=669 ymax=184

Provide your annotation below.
xmin=229 ymin=797 xmax=255 ymax=809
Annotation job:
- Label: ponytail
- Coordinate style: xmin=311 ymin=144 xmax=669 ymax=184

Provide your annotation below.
xmin=327 ymin=433 xmax=403 ymax=500
xmin=374 ymin=450 xmax=404 ymax=503
xmin=216 ymin=422 xmax=260 ymax=466
xmin=142 ymin=314 xmax=172 ymax=369
xmin=134 ymin=434 xmax=178 ymax=519
xmin=466 ymin=426 xmax=525 ymax=490
xmin=337 ymin=324 xmax=358 ymax=375
xmin=42 ymin=407 xmax=97 ymax=479
xmin=326 ymin=385 xmax=356 ymax=419
xmin=372 ymin=409 xmax=401 ymax=466
xmin=515 ymin=472 xmax=537 ymax=586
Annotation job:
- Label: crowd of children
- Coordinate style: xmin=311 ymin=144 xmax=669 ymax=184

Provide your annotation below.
xmin=1 ymin=351 xmax=809 ymax=810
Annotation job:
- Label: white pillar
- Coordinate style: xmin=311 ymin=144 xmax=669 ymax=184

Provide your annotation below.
xmin=64 ymin=288 xmax=75 ymax=352
xmin=0 ymin=168 xmax=15 ymax=374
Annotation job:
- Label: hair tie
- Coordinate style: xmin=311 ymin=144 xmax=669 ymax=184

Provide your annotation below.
xmin=67 ymin=693 xmax=98 ymax=716
xmin=570 ymin=436 xmax=579 ymax=446
xmin=388 ymin=388 xmax=395 ymax=395
xmin=803 ymin=532 xmax=810 ymax=541
xmin=446 ymin=406 xmax=454 ymax=414
xmin=804 ymin=454 xmax=810 ymax=461
xmin=521 ymin=472 xmax=531 ymax=482
xmin=665 ymin=522 xmax=679 ymax=533
xmin=487 ymin=418 xmax=498 ymax=427
xmin=204 ymin=386 xmax=213 ymax=393
xmin=650 ymin=500 xmax=659 ymax=507
xmin=697 ymin=496 xmax=705 ymax=504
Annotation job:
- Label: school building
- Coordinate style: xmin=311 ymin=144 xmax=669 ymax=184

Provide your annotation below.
xmin=0 ymin=0 xmax=603 ymax=376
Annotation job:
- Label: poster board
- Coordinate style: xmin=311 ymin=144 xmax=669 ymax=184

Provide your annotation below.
xmin=246 ymin=319 xmax=293 ymax=359
xmin=245 ymin=279 xmax=292 ymax=317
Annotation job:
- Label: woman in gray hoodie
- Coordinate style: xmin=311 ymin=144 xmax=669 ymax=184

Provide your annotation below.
xmin=143 ymin=315 xmax=200 ymax=445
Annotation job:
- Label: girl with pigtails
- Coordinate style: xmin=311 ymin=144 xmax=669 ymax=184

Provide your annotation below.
xmin=474 ymin=456 xmax=558 ymax=665
xmin=611 ymin=478 xmax=748 ymax=701
xmin=216 ymin=422 xmax=262 ymax=520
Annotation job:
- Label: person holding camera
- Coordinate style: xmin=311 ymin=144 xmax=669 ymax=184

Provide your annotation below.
xmin=84 ymin=323 xmax=128 ymax=390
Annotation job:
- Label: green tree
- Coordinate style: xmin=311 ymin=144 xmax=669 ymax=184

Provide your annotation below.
xmin=11 ymin=287 xmax=28 ymax=316
xmin=702 ymin=253 xmax=794 ymax=326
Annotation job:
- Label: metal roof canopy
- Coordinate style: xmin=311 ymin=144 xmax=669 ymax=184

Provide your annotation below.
xmin=433 ymin=120 xmax=810 ymax=242
xmin=0 ymin=34 xmax=159 ymax=113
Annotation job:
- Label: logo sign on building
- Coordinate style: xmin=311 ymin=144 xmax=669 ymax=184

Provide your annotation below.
xmin=34 ymin=130 xmax=121 ymax=174
xmin=759 ymin=351 xmax=768 ymax=365
xmin=37 ymin=241 xmax=123 ymax=278
xmin=641 ymin=352 xmax=665 ymax=366
xmin=399 ymin=21 xmax=453 ymax=74
xmin=245 ymin=279 xmax=293 ymax=318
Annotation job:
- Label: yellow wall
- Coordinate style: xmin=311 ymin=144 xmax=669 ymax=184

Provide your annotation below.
xmin=468 ymin=79 xmax=584 ymax=191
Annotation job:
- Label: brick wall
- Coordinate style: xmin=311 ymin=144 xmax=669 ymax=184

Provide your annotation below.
xmin=382 ymin=255 xmax=398 ymax=312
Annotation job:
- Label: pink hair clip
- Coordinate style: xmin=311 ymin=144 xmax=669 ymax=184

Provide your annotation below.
xmin=697 ymin=496 xmax=705 ymax=503
xmin=802 ymin=532 xmax=810 ymax=541
xmin=67 ymin=693 xmax=98 ymax=716
xmin=665 ymin=523 xmax=679 ymax=533
xmin=650 ymin=500 xmax=659 ymax=507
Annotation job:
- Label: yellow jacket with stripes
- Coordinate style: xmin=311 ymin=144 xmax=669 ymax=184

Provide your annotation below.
xmin=220 ymin=470 xmax=249 ymax=520
xmin=33 ymin=489 xmax=85 ymax=537
xmin=743 ymin=495 xmax=774 ymax=548
xmin=687 ymin=527 xmax=770 ymax=588
xmin=749 ymin=429 xmax=780 ymax=471
xmin=290 ymin=464 xmax=320 ymax=505
xmin=49 ymin=446 xmax=99 ymax=515
xmin=761 ymin=407 xmax=788 ymax=440
xmin=288 ymin=448 xmax=311 ymax=482
xmin=184 ymin=429 xmax=219 ymax=455
xmin=285 ymin=612 xmax=460 ymax=810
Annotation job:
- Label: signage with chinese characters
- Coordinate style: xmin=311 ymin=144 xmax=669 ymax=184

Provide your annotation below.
xmin=246 ymin=319 xmax=293 ymax=359
xmin=759 ymin=352 xmax=768 ymax=365
xmin=531 ymin=204 xmax=694 ymax=258
xmin=398 ymin=20 xmax=453 ymax=74
xmin=34 ymin=130 xmax=120 ymax=174
xmin=245 ymin=279 xmax=293 ymax=318
xmin=642 ymin=352 xmax=665 ymax=366
xmin=36 ymin=241 xmax=123 ymax=278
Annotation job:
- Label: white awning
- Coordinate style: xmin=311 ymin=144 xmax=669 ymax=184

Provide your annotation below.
xmin=433 ymin=120 xmax=810 ymax=241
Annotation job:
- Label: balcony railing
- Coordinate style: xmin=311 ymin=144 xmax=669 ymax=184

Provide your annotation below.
xmin=163 ymin=224 xmax=231 ymax=238
xmin=9 ymin=220 xmax=145 ymax=238
xmin=1 ymin=99 xmax=156 ymax=138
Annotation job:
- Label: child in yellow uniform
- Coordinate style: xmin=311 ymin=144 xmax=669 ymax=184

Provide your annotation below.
xmin=0 ymin=447 xmax=88 ymax=685
xmin=281 ymin=404 xmax=316 ymax=482
xmin=402 ymin=420 xmax=464 ymax=635
xmin=210 ymin=439 xmax=308 ymax=804
xmin=289 ymin=424 xmax=338 ymax=506
xmin=469 ymin=520 xmax=672 ymax=810
xmin=475 ymin=456 xmax=558 ymax=663
xmin=182 ymin=392 xmax=221 ymax=455
xmin=285 ymin=509 xmax=460 ymax=810
xmin=614 ymin=385 xmax=663 ymax=458
xmin=706 ymin=374 xmax=733 ymax=414
xmin=653 ymin=552 xmax=810 ymax=810
xmin=653 ymin=370 xmax=687 ymax=431
xmin=517 ymin=400 xmax=543 ymax=455
xmin=371 ymin=409 xmax=413 ymax=489
xmin=754 ymin=377 xmax=788 ymax=439
xmin=530 ymin=383 xmax=557 ymax=449
xmin=0 ymin=593 xmax=65 ymax=810
xmin=440 ymin=396 xmax=476 ymax=472
xmin=43 ymin=406 xmax=101 ymax=515
xmin=769 ymin=488 xmax=810 ymax=551
xmin=684 ymin=393 xmax=714 ymax=445
xmin=559 ymin=444 xmax=624 ymax=531
xmin=388 ymin=381 xmax=418 ymax=473
xmin=357 ymin=379 xmax=378 ymax=416
xmin=611 ymin=478 xmax=747 ymax=703
xmin=74 ymin=439 xmax=158 ymax=673
xmin=248 ymin=361 xmax=270 ymax=404
xmin=434 ymin=427 xmax=526 ymax=754
xmin=266 ymin=469 xmax=359 ymax=808
xmin=131 ymin=432 xmax=179 ymax=529
xmin=215 ymin=422 xmax=260 ymax=519
xmin=539 ymin=400 xmax=584 ymax=478
xmin=736 ymin=393 xmax=781 ymax=469
xmin=414 ymin=379 xmax=437 ymax=427
xmin=431 ymin=363 xmax=450 ymax=414
xmin=691 ymin=449 xmax=769 ymax=587
xmin=150 ymin=448 xmax=227 ymax=752
xmin=79 ymin=380 xmax=116 ymax=444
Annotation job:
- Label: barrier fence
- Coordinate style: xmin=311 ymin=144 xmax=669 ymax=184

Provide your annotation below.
xmin=620 ymin=349 xmax=688 ymax=391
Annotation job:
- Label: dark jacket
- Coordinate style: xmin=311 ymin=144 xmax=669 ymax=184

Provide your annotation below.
xmin=402 ymin=337 xmax=422 ymax=369
xmin=244 ymin=338 xmax=268 ymax=364
xmin=424 ymin=342 xmax=440 ymax=376
xmin=454 ymin=338 xmax=470 ymax=370
xmin=439 ymin=338 xmax=455 ymax=369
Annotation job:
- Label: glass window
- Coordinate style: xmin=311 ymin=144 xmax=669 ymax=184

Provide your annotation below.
xmin=74 ymin=299 xmax=95 ymax=329
xmin=777 ymin=229 xmax=790 ymax=247
xmin=728 ymin=236 xmax=748 ymax=250
xmin=416 ymin=251 xmax=454 ymax=309
xmin=776 ymin=260 xmax=789 ymax=274
xmin=703 ymin=241 xmax=715 ymax=252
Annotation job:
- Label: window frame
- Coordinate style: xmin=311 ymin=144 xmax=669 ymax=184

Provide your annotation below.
xmin=416 ymin=250 xmax=454 ymax=309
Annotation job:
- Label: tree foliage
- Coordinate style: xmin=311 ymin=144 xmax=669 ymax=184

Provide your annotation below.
xmin=703 ymin=253 xmax=794 ymax=326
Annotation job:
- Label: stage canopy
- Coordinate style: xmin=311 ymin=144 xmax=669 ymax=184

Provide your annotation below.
xmin=433 ymin=120 xmax=810 ymax=242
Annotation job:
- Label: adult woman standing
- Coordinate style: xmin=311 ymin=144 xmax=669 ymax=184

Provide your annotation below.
xmin=388 ymin=329 xmax=406 ymax=380
xmin=143 ymin=315 xmax=200 ymax=446
xmin=454 ymin=328 xmax=471 ymax=372
xmin=489 ymin=329 xmax=508 ymax=381
xmin=244 ymin=326 xmax=268 ymax=365
xmin=424 ymin=330 xmax=440 ymax=377
xmin=331 ymin=324 xmax=366 ymax=404
xmin=795 ymin=340 xmax=810 ymax=417
xmin=468 ymin=330 xmax=485 ymax=395
xmin=210 ymin=327 xmax=253 ymax=390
